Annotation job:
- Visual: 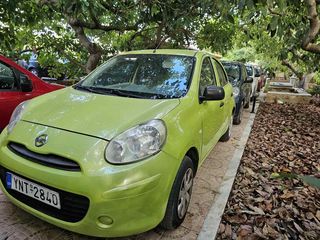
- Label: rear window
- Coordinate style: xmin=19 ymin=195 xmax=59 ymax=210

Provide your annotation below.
xmin=246 ymin=66 xmax=253 ymax=76
xmin=222 ymin=63 xmax=240 ymax=86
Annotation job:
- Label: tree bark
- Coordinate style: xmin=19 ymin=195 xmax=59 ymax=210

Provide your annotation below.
xmin=302 ymin=0 xmax=320 ymax=53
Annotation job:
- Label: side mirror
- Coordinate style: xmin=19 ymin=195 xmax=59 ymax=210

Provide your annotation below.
xmin=245 ymin=77 xmax=253 ymax=83
xmin=200 ymin=85 xmax=225 ymax=103
xmin=20 ymin=74 xmax=33 ymax=92
xmin=255 ymin=73 xmax=261 ymax=77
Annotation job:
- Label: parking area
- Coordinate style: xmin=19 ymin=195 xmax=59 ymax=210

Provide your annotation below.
xmin=0 ymin=107 xmax=255 ymax=240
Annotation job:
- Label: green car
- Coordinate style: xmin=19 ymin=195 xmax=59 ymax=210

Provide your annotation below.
xmin=0 ymin=49 xmax=235 ymax=237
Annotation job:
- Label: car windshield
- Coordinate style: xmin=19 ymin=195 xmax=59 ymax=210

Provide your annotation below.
xmin=246 ymin=65 xmax=253 ymax=77
xmin=223 ymin=64 xmax=241 ymax=86
xmin=76 ymin=54 xmax=195 ymax=99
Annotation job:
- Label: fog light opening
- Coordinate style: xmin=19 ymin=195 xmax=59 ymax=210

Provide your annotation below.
xmin=97 ymin=216 xmax=114 ymax=228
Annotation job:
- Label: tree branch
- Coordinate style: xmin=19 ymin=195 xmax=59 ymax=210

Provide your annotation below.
xmin=268 ymin=8 xmax=283 ymax=16
xmin=302 ymin=0 xmax=320 ymax=53
xmin=68 ymin=18 xmax=138 ymax=32
xmin=281 ymin=60 xmax=303 ymax=80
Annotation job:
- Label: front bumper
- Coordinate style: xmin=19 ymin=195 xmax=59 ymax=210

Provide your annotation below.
xmin=0 ymin=121 xmax=180 ymax=237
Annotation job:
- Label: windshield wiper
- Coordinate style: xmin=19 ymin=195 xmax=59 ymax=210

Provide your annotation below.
xmin=148 ymin=93 xmax=170 ymax=99
xmin=74 ymin=85 xmax=172 ymax=99
xmin=73 ymin=85 xmax=103 ymax=94
xmin=75 ymin=85 xmax=144 ymax=98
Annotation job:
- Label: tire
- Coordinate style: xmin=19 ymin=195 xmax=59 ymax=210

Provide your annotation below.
xmin=220 ymin=115 xmax=233 ymax=142
xmin=233 ymin=102 xmax=243 ymax=125
xmin=244 ymin=98 xmax=250 ymax=109
xmin=160 ymin=156 xmax=195 ymax=230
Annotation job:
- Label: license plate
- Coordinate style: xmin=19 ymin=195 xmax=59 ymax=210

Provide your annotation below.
xmin=6 ymin=172 xmax=61 ymax=209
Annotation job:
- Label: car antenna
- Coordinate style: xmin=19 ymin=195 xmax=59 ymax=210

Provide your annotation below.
xmin=153 ymin=39 xmax=163 ymax=53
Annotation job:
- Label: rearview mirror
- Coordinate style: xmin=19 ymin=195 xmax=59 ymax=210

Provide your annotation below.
xmin=200 ymin=85 xmax=225 ymax=103
xmin=20 ymin=75 xmax=33 ymax=92
xmin=245 ymin=77 xmax=253 ymax=83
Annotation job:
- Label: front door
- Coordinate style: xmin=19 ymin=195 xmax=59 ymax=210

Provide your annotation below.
xmin=0 ymin=61 xmax=32 ymax=130
xmin=199 ymin=56 xmax=225 ymax=160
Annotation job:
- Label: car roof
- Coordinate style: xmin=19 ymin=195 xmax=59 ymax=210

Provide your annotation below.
xmin=119 ymin=49 xmax=212 ymax=57
xmin=221 ymin=60 xmax=245 ymax=66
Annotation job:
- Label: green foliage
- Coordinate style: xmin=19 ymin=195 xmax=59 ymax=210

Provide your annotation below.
xmin=313 ymin=71 xmax=320 ymax=85
xmin=1 ymin=0 xmax=320 ymax=78
xmin=197 ymin=18 xmax=237 ymax=54
xmin=224 ymin=47 xmax=255 ymax=63
xmin=307 ymin=85 xmax=320 ymax=95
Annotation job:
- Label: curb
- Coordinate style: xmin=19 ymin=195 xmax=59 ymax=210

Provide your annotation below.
xmin=197 ymin=106 xmax=259 ymax=240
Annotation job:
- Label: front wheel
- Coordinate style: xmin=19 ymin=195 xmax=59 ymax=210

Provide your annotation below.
xmin=160 ymin=156 xmax=194 ymax=230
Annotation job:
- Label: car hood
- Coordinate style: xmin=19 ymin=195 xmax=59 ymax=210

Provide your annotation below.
xmin=22 ymin=87 xmax=180 ymax=140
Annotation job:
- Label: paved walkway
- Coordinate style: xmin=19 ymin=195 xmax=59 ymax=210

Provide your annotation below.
xmin=0 ymin=108 xmax=254 ymax=240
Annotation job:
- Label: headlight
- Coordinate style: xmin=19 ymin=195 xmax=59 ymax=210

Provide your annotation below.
xmin=233 ymin=87 xmax=240 ymax=97
xmin=7 ymin=101 xmax=28 ymax=134
xmin=105 ymin=120 xmax=166 ymax=164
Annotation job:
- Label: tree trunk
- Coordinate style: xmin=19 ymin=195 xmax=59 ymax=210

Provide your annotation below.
xmin=281 ymin=60 xmax=305 ymax=87
xmin=302 ymin=0 xmax=320 ymax=53
xmin=69 ymin=21 xmax=102 ymax=73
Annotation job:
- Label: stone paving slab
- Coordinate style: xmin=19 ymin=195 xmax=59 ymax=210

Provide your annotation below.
xmin=0 ymin=108 xmax=252 ymax=240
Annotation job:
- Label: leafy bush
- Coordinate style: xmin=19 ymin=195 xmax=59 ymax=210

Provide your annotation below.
xmin=307 ymin=85 xmax=320 ymax=96
xmin=313 ymin=71 xmax=320 ymax=85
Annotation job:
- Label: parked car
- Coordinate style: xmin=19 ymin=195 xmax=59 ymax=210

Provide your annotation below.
xmin=18 ymin=50 xmax=67 ymax=81
xmin=222 ymin=61 xmax=252 ymax=124
xmin=0 ymin=55 xmax=64 ymax=131
xmin=0 ymin=49 xmax=235 ymax=237
xmin=245 ymin=64 xmax=263 ymax=97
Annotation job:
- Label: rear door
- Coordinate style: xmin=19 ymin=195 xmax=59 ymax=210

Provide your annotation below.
xmin=212 ymin=58 xmax=233 ymax=123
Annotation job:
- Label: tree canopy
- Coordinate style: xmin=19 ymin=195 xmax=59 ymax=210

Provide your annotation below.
xmin=1 ymin=0 xmax=320 ymax=79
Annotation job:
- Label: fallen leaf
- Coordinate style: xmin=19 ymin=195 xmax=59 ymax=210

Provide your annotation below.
xmin=248 ymin=205 xmax=265 ymax=215
xmin=237 ymin=225 xmax=252 ymax=237
xmin=225 ymin=224 xmax=232 ymax=237
xmin=293 ymin=222 xmax=304 ymax=233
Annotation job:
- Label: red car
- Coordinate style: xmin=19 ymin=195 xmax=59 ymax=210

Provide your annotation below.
xmin=0 ymin=55 xmax=64 ymax=131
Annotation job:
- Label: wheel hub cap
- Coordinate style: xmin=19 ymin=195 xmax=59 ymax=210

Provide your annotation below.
xmin=177 ymin=168 xmax=193 ymax=219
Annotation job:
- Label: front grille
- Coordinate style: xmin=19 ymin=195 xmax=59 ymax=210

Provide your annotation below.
xmin=0 ymin=165 xmax=89 ymax=222
xmin=8 ymin=142 xmax=81 ymax=171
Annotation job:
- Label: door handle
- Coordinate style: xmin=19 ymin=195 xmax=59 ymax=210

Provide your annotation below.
xmin=220 ymin=102 xmax=224 ymax=107
xmin=231 ymin=93 xmax=233 ymax=97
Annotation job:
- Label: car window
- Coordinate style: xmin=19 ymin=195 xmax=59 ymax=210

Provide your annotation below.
xmin=0 ymin=62 xmax=17 ymax=90
xmin=80 ymin=54 xmax=195 ymax=99
xmin=222 ymin=63 xmax=240 ymax=86
xmin=199 ymin=57 xmax=216 ymax=96
xmin=246 ymin=66 xmax=253 ymax=76
xmin=212 ymin=59 xmax=228 ymax=86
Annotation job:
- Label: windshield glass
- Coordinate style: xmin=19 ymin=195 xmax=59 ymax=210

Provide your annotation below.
xmin=77 ymin=54 xmax=195 ymax=99
xmin=223 ymin=64 xmax=241 ymax=86
xmin=246 ymin=65 xmax=253 ymax=77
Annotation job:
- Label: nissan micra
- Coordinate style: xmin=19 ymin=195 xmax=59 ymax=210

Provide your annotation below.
xmin=0 ymin=49 xmax=235 ymax=237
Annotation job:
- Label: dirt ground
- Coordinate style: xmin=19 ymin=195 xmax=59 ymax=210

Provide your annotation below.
xmin=217 ymin=102 xmax=320 ymax=239
xmin=0 ymin=108 xmax=253 ymax=240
